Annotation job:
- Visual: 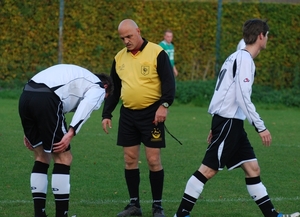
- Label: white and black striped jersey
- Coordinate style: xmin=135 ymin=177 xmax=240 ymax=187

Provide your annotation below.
xmin=208 ymin=50 xmax=266 ymax=132
xmin=31 ymin=64 xmax=106 ymax=134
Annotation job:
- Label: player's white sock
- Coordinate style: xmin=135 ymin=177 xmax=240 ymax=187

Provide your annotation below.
xmin=246 ymin=176 xmax=277 ymax=217
xmin=52 ymin=163 xmax=70 ymax=217
xmin=31 ymin=161 xmax=49 ymax=216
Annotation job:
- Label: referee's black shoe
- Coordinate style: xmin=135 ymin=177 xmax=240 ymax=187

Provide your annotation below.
xmin=117 ymin=204 xmax=142 ymax=217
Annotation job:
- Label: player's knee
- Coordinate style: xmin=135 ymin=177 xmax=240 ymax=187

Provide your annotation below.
xmin=52 ymin=151 xmax=73 ymax=166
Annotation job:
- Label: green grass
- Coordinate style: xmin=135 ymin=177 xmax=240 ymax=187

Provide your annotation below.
xmin=0 ymin=98 xmax=299 ymax=217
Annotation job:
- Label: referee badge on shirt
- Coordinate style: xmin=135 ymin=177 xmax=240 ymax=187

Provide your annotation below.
xmin=151 ymin=128 xmax=162 ymax=141
xmin=141 ymin=65 xmax=150 ymax=76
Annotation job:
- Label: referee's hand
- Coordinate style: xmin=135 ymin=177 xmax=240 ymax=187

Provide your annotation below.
xmin=259 ymin=129 xmax=272 ymax=147
xmin=153 ymin=105 xmax=168 ymax=126
xmin=102 ymin=118 xmax=112 ymax=134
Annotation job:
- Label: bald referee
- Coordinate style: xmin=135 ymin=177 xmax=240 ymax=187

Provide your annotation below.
xmin=102 ymin=19 xmax=175 ymax=217
xmin=19 ymin=64 xmax=113 ymax=217
xmin=174 ymin=19 xmax=299 ymax=217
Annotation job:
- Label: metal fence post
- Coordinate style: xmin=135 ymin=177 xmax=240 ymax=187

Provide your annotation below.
xmin=215 ymin=0 xmax=222 ymax=77
xmin=58 ymin=0 xmax=64 ymax=64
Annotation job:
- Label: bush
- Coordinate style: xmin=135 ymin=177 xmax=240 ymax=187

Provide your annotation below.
xmin=175 ymin=81 xmax=300 ymax=108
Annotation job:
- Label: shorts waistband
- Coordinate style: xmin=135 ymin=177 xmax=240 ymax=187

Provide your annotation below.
xmin=24 ymin=81 xmax=52 ymax=93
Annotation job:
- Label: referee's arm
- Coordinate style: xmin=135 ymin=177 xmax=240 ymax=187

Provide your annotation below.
xmin=156 ymin=50 xmax=176 ymax=106
xmin=102 ymin=60 xmax=121 ymax=120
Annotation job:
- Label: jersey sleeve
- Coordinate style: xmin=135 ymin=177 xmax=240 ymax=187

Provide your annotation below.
xmin=235 ymin=57 xmax=266 ymax=132
xmin=70 ymin=86 xmax=105 ymax=134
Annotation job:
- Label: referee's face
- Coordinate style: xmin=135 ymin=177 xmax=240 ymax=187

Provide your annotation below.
xmin=119 ymin=27 xmax=141 ymax=51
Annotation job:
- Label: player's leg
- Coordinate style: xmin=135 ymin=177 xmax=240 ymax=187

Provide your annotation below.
xmin=52 ymin=151 xmax=72 ymax=217
xmin=175 ymin=115 xmax=238 ymax=217
xmin=19 ymin=91 xmax=51 ymax=217
xmin=31 ymin=146 xmax=51 ymax=217
xmin=242 ymin=161 xmax=300 ymax=217
xmin=35 ymin=91 xmax=72 ymax=217
xmin=174 ymin=164 xmax=217 ymax=217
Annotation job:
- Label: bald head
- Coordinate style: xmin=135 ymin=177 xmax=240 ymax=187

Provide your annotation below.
xmin=117 ymin=19 xmax=143 ymax=51
xmin=118 ymin=19 xmax=138 ymax=31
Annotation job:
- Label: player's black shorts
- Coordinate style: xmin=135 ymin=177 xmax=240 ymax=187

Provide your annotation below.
xmin=202 ymin=115 xmax=256 ymax=171
xmin=117 ymin=101 xmax=165 ymax=148
xmin=18 ymin=83 xmax=70 ymax=153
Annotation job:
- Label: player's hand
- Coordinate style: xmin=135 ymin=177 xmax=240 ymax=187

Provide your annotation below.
xmin=259 ymin=129 xmax=272 ymax=147
xmin=23 ymin=135 xmax=34 ymax=151
xmin=207 ymin=130 xmax=212 ymax=144
xmin=102 ymin=118 xmax=112 ymax=134
xmin=53 ymin=129 xmax=74 ymax=153
xmin=153 ymin=106 xmax=168 ymax=126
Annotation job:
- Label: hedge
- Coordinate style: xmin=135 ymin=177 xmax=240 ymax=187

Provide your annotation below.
xmin=0 ymin=0 xmax=299 ymax=89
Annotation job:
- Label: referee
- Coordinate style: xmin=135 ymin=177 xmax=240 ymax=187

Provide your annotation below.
xmin=174 ymin=19 xmax=299 ymax=217
xmin=102 ymin=19 xmax=175 ymax=217
xmin=19 ymin=64 xmax=112 ymax=217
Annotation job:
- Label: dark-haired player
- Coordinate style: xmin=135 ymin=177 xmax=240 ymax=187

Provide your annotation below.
xmin=19 ymin=64 xmax=113 ymax=217
xmin=174 ymin=19 xmax=299 ymax=217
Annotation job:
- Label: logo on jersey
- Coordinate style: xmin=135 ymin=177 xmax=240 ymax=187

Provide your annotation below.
xmin=151 ymin=128 xmax=162 ymax=141
xmin=119 ymin=64 xmax=125 ymax=71
xmin=141 ymin=66 xmax=149 ymax=76
xmin=243 ymin=78 xmax=250 ymax=82
xmin=52 ymin=188 xmax=59 ymax=191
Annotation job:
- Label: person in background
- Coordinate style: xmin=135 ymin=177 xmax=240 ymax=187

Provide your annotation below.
xmin=19 ymin=64 xmax=113 ymax=217
xmin=102 ymin=19 xmax=175 ymax=217
xmin=159 ymin=29 xmax=179 ymax=77
xmin=173 ymin=19 xmax=300 ymax=217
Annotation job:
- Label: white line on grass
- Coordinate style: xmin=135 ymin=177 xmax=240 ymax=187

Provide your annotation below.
xmin=1 ymin=196 xmax=300 ymax=205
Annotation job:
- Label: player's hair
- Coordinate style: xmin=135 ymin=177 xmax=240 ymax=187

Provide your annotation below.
xmin=242 ymin=19 xmax=269 ymax=45
xmin=94 ymin=73 xmax=114 ymax=96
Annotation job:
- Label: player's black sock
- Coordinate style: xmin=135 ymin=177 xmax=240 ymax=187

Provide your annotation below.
xmin=52 ymin=163 xmax=70 ymax=217
xmin=125 ymin=169 xmax=140 ymax=207
xmin=246 ymin=176 xmax=279 ymax=217
xmin=31 ymin=161 xmax=49 ymax=217
xmin=176 ymin=170 xmax=207 ymax=217
xmin=149 ymin=169 xmax=164 ymax=207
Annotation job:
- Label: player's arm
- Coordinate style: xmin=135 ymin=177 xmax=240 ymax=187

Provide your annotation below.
xmin=235 ymin=58 xmax=266 ymax=132
xmin=235 ymin=57 xmax=271 ymax=146
xmin=53 ymin=127 xmax=75 ymax=153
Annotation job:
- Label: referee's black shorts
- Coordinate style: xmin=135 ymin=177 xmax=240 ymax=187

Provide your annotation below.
xmin=117 ymin=101 xmax=166 ymax=148
xmin=202 ymin=115 xmax=256 ymax=171
xmin=18 ymin=83 xmax=70 ymax=153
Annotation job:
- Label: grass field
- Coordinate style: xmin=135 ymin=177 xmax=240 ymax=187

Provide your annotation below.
xmin=0 ymin=98 xmax=299 ymax=217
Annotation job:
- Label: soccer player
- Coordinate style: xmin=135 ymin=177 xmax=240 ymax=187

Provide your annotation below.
xmin=102 ymin=19 xmax=175 ymax=217
xmin=18 ymin=64 xmax=113 ymax=217
xmin=159 ymin=29 xmax=179 ymax=77
xmin=173 ymin=19 xmax=300 ymax=217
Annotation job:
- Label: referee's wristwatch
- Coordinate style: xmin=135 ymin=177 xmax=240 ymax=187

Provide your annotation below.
xmin=161 ymin=102 xmax=169 ymax=108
